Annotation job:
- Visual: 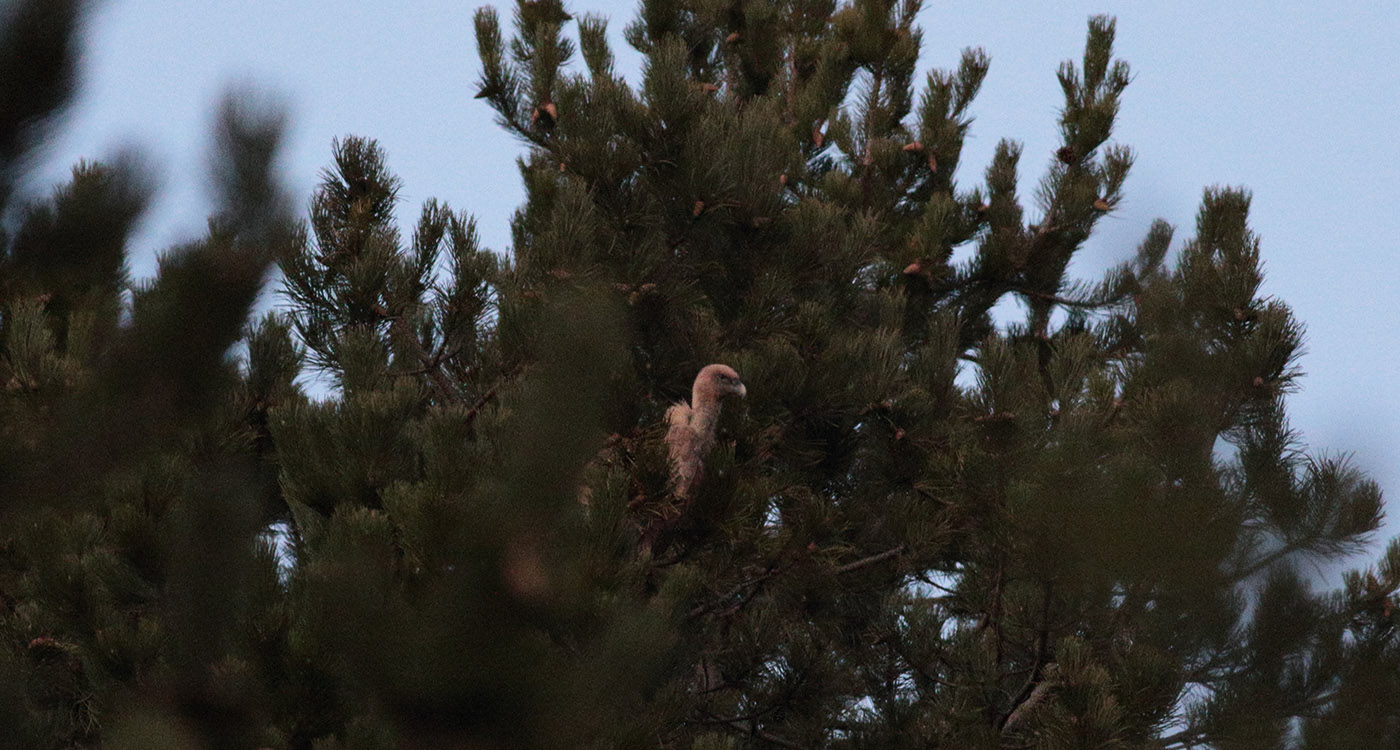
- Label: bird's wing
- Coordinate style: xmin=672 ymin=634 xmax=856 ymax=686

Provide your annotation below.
xmin=665 ymin=403 xmax=693 ymax=460
xmin=665 ymin=402 xmax=700 ymax=495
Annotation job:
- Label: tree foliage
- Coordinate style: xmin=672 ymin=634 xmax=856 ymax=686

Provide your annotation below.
xmin=1 ymin=1 xmax=1396 ymax=748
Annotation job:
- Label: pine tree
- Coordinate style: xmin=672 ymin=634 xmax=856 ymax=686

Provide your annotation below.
xmin=468 ymin=1 xmax=1390 ymax=747
xmin=4 ymin=1 xmax=1399 ymax=748
xmin=1 ymin=2 xmax=302 ymax=746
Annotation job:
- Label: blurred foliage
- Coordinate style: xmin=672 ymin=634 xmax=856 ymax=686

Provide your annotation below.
xmin=0 ymin=1 xmax=1395 ymax=748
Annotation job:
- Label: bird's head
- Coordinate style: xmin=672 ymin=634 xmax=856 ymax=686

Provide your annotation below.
xmin=695 ymin=363 xmax=747 ymax=402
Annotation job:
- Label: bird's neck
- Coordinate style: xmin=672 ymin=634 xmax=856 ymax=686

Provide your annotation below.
xmin=690 ymin=391 xmax=722 ymax=434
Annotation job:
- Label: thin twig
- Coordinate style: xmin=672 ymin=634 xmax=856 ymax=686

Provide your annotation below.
xmin=688 ymin=546 xmax=907 ymax=620
xmin=1228 ymin=541 xmax=1304 ymax=581
xmin=373 ymin=303 xmax=461 ymax=401
xmin=462 ymin=383 xmax=502 ymax=429
xmin=706 ymin=714 xmax=807 ymax=749
xmin=1007 ymin=284 xmax=1124 ymax=310
xmin=689 ymin=565 xmax=786 ymax=619
xmin=836 ymin=545 xmax=906 ymax=574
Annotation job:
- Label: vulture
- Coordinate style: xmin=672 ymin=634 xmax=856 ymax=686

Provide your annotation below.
xmin=665 ymin=364 xmax=747 ymax=499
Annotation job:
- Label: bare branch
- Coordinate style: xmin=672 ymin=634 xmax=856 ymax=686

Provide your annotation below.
xmin=1001 ymin=679 xmax=1053 ymax=734
xmin=836 ymin=545 xmax=907 ymax=574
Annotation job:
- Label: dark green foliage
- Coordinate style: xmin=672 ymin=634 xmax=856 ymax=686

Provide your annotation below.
xmin=0 ymin=0 xmax=86 ymax=211
xmin=2 ymin=1 xmax=1397 ymax=749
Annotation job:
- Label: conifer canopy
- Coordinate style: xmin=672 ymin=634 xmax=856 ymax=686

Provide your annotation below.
xmin=1 ymin=1 xmax=1396 ymax=748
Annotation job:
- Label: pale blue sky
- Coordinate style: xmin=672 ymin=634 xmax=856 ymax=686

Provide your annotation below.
xmin=27 ymin=1 xmax=1400 ymax=548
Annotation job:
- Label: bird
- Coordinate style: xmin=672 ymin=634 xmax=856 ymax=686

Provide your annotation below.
xmin=665 ymin=364 xmax=747 ymax=500
xmin=639 ymin=364 xmax=747 ymax=558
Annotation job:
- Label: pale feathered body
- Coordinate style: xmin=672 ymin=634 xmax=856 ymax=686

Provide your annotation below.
xmin=665 ymin=364 xmax=746 ymax=499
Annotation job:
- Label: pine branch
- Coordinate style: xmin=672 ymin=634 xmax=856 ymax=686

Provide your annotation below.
xmin=1001 ymin=679 xmax=1053 ymax=734
xmin=914 ymin=572 xmax=959 ymax=596
xmin=1160 ymin=730 xmax=1207 ymax=750
xmin=1006 ymin=283 xmax=1126 ymax=310
xmin=1000 ymin=581 xmax=1054 ymax=732
xmin=835 ymin=545 xmax=906 ymax=574
xmin=688 ymin=564 xmax=788 ymax=619
xmin=702 ymin=713 xmax=807 ymax=749
xmin=372 ymin=302 xmax=460 ymax=401
xmin=462 ymin=382 xmax=503 ymax=429
xmin=688 ymin=547 xmax=906 ymax=620
xmin=1227 ymin=540 xmax=1305 ymax=582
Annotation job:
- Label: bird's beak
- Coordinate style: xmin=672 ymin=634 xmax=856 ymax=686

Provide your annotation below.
xmin=737 ymin=383 xmax=747 ymax=398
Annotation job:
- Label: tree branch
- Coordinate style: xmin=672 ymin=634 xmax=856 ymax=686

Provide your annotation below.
xmin=688 ymin=546 xmax=905 ymax=620
xmin=1227 ymin=540 xmax=1304 ymax=582
xmin=372 ymin=303 xmax=461 ymax=402
xmin=836 ymin=545 xmax=906 ymax=574
xmin=1006 ymin=283 xmax=1125 ymax=310
xmin=688 ymin=565 xmax=786 ymax=619
xmin=1000 ymin=580 xmax=1054 ymax=732
xmin=706 ymin=714 xmax=807 ymax=749
xmin=1001 ymin=679 xmax=1053 ymax=734
xmin=462 ymin=383 xmax=502 ymax=430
